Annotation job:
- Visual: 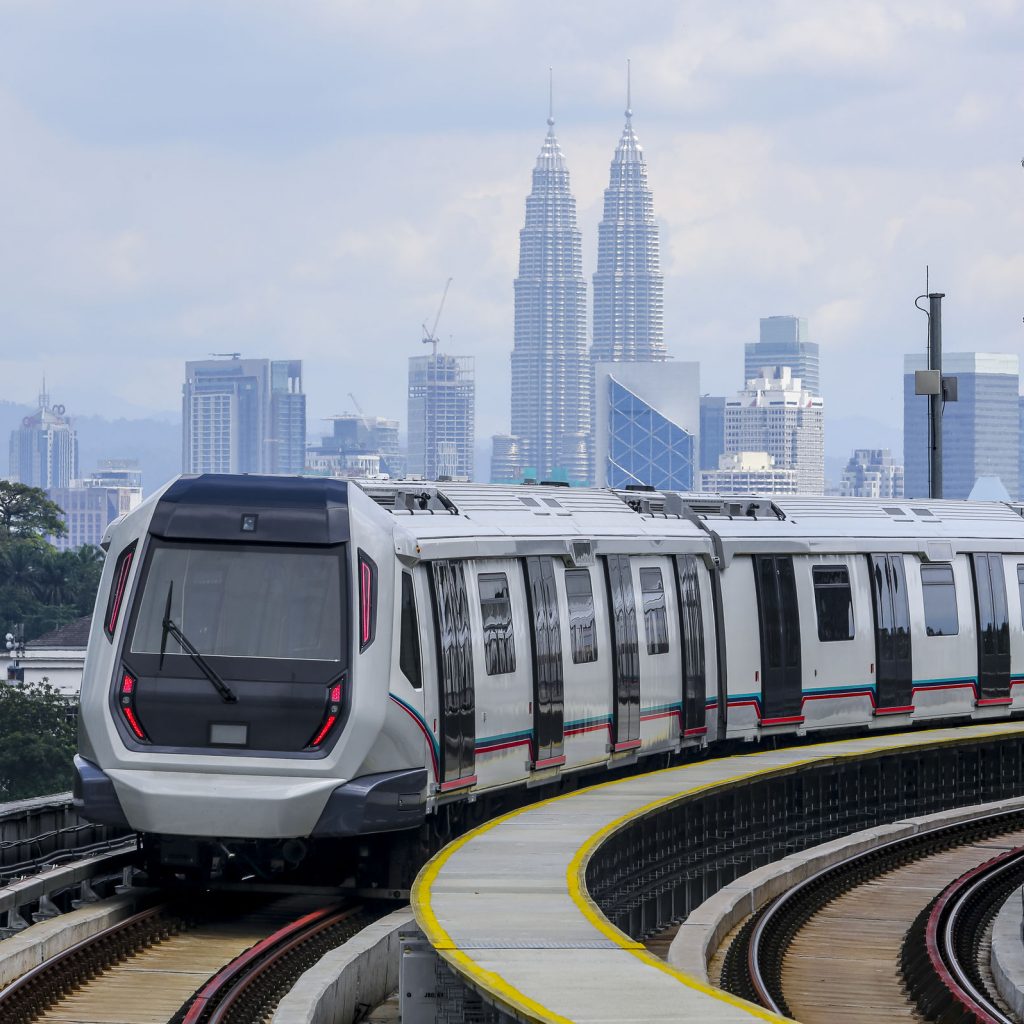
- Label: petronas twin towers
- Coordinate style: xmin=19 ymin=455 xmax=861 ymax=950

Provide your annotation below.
xmin=494 ymin=72 xmax=666 ymax=486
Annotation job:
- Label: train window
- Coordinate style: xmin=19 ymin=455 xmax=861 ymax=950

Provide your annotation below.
xmin=565 ymin=569 xmax=598 ymax=664
xmin=1018 ymin=565 xmax=1024 ymax=626
xmin=131 ymin=543 xmax=343 ymax=662
xmin=399 ymin=572 xmax=422 ymax=688
xmin=478 ymin=573 xmax=516 ymax=675
xmin=812 ymin=566 xmax=854 ymax=642
xmin=640 ymin=567 xmax=669 ymax=655
xmin=921 ymin=563 xmax=958 ymax=637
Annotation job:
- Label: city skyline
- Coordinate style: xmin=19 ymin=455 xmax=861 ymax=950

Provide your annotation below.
xmin=0 ymin=3 xmax=1020 ymax=457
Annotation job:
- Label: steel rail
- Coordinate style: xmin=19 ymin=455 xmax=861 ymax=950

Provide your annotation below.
xmin=923 ymin=846 xmax=1024 ymax=1024
xmin=177 ymin=902 xmax=368 ymax=1024
xmin=743 ymin=806 xmax=1024 ymax=1018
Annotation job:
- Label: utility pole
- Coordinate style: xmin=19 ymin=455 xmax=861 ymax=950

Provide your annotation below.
xmin=927 ymin=291 xmax=945 ymax=499
xmin=914 ymin=285 xmax=955 ymax=499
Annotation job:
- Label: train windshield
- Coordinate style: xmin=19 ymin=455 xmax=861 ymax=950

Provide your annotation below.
xmin=130 ymin=542 xmax=345 ymax=663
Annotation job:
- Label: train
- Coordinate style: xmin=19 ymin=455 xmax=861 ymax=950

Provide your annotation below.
xmin=73 ymin=474 xmax=1024 ymax=884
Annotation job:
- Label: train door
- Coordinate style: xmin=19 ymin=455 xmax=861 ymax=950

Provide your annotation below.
xmin=604 ymin=554 xmax=640 ymax=749
xmin=674 ymin=554 xmax=706 ymax=736
xmin=752 ymin=555 xmax=802 ymax=723
xmin=869 ymin=554 xmax=913 ymax=712
xmin=972 ymin=553 xmax=1011 ymax=703
xmin=429 ymin=560 xmax=476 ymax=787
xmin=523 ymin=556 xmax=565 ymax=767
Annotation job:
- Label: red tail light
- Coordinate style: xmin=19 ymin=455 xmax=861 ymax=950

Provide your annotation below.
xmin=119 ymin=669 xmax=146 ymax=740
xmin=104 ymin=543 xmax=137 ymax=640
xmin=358 ymin=552 xmax=377 ymax=651
xmin=308 ymin=680 xmax=343 ymax=748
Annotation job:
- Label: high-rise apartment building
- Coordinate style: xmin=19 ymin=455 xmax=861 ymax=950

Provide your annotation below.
xmin=745 ymin=316 xmax=820 ymax=397
xmin=407 ymin=353 xmax=475 ymax=480
xmin=699 ymin=397 xmax=726 ymax=472
xmin=840 ymin=449 xmax=904 ymax=499
xmin=594 ymin=361 xmax=699 ymax=491
xmin=501 ymin=105 xmax=590 ymax=484
xmin=904 ymin=352 xmax=1020 ymax=500
xmin=9 ymin=390 xmax=79 ymax=489
xmin=725 ymin=367 xmax=824 ymax=494
xmin=591 ymin=88 xmax=666 ymax=366
xmin=182 ymin=357 xmax=306 ymax=475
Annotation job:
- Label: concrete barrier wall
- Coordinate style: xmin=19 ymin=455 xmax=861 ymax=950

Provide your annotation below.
xmin=990 ymin=885 xmax=1024 ymax=1020
xmin=0 ymin=893 xmax=141 ymax=988
xmin=271 ymin=907 xmax=413 ymax=1024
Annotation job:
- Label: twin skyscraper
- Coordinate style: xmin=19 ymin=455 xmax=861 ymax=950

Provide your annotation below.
xmin=492 ymin=69 xmax=667 ymax=487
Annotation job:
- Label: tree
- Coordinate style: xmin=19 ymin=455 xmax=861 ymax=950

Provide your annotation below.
xmin=0 ymin=481 xmax=66 ymax=541
xmin=0 ymin=681 xmax=76 ymax=800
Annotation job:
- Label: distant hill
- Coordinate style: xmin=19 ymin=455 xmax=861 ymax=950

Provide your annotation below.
xmin=0 ymin=400 xmax=181 ymax=495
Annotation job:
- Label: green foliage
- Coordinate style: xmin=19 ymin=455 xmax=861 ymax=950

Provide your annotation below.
xmin=0 ymin=481 xmax=66 ymax=540
xmin=0 ymin=681 xmax=77 ymax=800
xmin=0 ymin=540 xmax=105 ymax=641
xmin=0 ymin=481 xmax=105 ymax=641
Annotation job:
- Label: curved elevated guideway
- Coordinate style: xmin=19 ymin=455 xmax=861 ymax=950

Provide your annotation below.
xmin=412 ymin=722 xmax=1024 ymax=1024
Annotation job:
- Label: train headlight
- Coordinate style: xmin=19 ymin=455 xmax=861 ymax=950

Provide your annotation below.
xmin=119 ymin=669 xmax=147 ymax=741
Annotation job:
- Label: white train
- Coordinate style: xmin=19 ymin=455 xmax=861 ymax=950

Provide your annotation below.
xmin=73 ymin=475 xmax=1024 ymax=882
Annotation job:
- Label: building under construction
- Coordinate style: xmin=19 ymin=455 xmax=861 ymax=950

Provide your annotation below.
xmin=407 ymin=353 xmax=475 ymax=481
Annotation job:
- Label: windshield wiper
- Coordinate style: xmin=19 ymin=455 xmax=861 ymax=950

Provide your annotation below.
xmin=159 ymin=581 xmax=237 ymax=704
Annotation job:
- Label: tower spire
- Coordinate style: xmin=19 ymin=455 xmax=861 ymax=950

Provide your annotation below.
xmin=626 ymin=58 xmax=632 ymax=119
xmin=548 ymin=66 xmax=554 ymax=126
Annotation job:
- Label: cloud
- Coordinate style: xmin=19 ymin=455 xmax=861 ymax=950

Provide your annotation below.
xmin=0 ymin=0 xmax=1022 ymax=458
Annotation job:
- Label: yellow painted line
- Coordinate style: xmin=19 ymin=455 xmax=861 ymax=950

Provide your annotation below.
xmin=413 ymin=722 xmax=1024 ymax=1024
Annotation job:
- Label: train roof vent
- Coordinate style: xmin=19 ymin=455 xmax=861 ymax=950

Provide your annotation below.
xmin=612 ymin=488 xmax=670 ymax=516
xmin=667 ymin=495 xmax=786 ymax=521
xmin=359 ymin=484 xmax=459 ymax=515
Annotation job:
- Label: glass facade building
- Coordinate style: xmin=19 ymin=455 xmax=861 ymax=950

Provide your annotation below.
xmin=745 ymin=316 xmax=820 ymax=397
xmin=699 ymin=396 xmax=726 ymax=471
xmin=904 ymin=352 xmax=1020 ymax=500
xmin=595 ymin=361 xmax=699 ymax=491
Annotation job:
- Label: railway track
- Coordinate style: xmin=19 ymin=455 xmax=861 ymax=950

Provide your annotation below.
xmin=0 ymin=893 xmax=377 ymax=1024
xmin=718 ymin=808 xmax=1024 ymax=1023
xmin=902 ymin=845 xmax=1024 ymax=1024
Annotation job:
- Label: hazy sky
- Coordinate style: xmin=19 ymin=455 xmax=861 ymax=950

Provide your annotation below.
xmin=1 ymin=1 xmax=1021 ymax=450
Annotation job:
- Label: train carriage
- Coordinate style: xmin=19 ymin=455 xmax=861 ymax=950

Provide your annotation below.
xmin=73 ymin=475 xmax=1024 ymax=883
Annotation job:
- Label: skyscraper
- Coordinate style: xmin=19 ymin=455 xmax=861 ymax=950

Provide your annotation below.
xmin=725 ymin=367 xmax=825 ymax=494
xmin=407 ymin=353 xmax=475 ymax=480
xmin=182 ymin=357 xmax=306 ymax=475
xmin=502 ymin=95 xmax=590 ymax=484
xmin=591 ymin=72 xmax=666 ymax=367
xmin=594 ymin=361 xmax=699 ymax=490
xmin=903 ymin=352 xmax=1020 ymax=500
xmin=745 ymin=316 xmax=820 ymax=397
xmin=699 ymin=396 xmax=726 ymax=471
xmin=10 ymin=388 xmax=79 ymax=489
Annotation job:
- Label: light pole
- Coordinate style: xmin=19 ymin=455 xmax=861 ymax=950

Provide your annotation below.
xmin=5 ymin=626 xmax=25 ymax=683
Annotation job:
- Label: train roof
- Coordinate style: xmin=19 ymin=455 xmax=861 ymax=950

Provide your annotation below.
xmin=355 ymin=481 xmax=1024 ymax=562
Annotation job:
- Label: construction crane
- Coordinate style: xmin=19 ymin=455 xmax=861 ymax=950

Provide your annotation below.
xmin=422 ymin=277 xmax=453 ymax=359
xmin=347 ymin=392 xmax=365 ymax=416
xmin=210 ymin=352 xmax=242 ymax=360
